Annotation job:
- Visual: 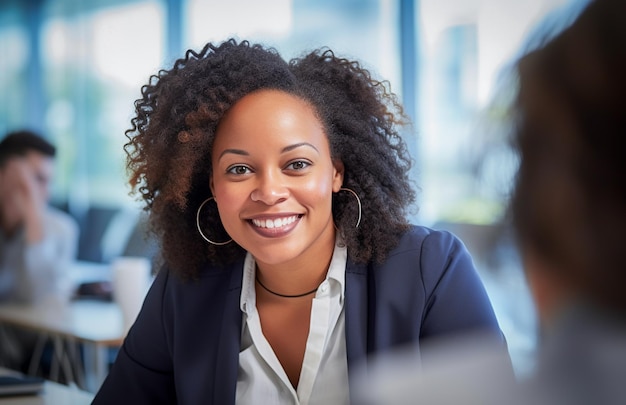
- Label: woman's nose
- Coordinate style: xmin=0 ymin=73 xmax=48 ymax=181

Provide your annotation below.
xmin=250 ymin=172 xmax=289 ymax=205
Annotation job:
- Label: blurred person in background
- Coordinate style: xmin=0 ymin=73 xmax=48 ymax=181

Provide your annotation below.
xmin=356 ymin=0 xmax=626 ymax=404
xmin=92 ymin=39 xmax=508 ymax=404
xmin=508 ymin=0 xmax=626 ymax=402
xmin=0 ymin=129 xmax=79 ymax=371
xmin=0 ymin=129 xmax=79 ymax=304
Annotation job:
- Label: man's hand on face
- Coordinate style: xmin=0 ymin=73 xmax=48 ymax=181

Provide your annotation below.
xmin=5 ymin=158 xmax=46 ymax=217
xmin=0 ymin=154 xmax=51 ymax=242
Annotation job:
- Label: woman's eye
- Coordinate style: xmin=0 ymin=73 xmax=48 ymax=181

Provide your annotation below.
xmin=287 ymin=160 xmax=311 ymax=171
xmin=227 ymin=165 xmax=251 ymax=175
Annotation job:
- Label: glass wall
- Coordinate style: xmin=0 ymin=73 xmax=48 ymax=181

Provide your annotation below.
xmin=0 ymin=3 xmax=30 ymax=135
xmin=0 ymin=0 xmax=588 ymax=216
xmin=416 ymin=0 xmax=571 ymax=225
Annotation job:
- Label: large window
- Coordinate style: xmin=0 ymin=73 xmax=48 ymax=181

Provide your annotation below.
xmin=41 ymin=0 xmax=165 ymax=207
xmin=416 ymin=0 xmax=571 ymax=225
xmin=0 ymin=5 xmax=30 ymax=134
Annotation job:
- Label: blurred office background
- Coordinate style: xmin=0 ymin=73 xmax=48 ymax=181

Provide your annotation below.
xmin=0 ymin=0 xmax=587 ymax=375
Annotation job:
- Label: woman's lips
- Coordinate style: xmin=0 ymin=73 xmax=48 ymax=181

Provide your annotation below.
xmin=248 ymin=214 xmax=302 ymax=237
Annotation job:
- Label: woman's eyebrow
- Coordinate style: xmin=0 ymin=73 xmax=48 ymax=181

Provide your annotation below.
xmin=218 ymin=148 xmax=249 ymax=160
xmin=282 ymin=142 xmax=319 ymax=154
xmin=218 ymin=142 xmax=319 ymax=161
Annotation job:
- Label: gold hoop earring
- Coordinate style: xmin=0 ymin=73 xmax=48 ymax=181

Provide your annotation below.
xmin=196 ymin=197 xmax=232 ymax=246
xmin=337 ymin=188 xmax=362 ymax=228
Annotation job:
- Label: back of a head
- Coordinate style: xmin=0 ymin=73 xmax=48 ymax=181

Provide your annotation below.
xmin=511 ymin=0 xmax=626 ymax=313
xmin=0 ymin=130 xmax=56 ymax=167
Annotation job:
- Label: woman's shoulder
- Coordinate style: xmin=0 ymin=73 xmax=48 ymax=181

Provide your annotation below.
xmin=390 ymin=225 xmax=465 ymax=256
xmin=377 ymin=225 xmax=474 ymax=285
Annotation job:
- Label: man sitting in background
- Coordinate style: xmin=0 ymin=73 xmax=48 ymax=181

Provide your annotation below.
xmin=0 ymin=129 xmax=79 ymax=372
xmin=0 ymin=129 xmax=78 ymax=304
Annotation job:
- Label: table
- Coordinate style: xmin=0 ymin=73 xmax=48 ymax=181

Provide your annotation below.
xmin=0 ymin=299 xmax=125 ymax=393
xmin=0 ymin=367 xmax=93 ymax=405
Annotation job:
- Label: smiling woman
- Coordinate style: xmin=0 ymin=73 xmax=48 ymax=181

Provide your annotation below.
xmin=92 ymin=39 xmax=510 ymax=405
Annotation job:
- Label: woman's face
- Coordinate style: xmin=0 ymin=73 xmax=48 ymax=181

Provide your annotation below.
xmin=211 ymin=89 xmax=344 ymax=268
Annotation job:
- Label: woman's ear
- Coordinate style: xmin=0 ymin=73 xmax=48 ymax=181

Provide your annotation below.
xmin=209 ymin=176 xmax=216 ymax=198
xmin=332 ymin=160 xmax=345 ymax=192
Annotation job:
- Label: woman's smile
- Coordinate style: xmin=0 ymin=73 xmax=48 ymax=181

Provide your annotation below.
xmin=248 ymin=214 xmax=302 ymax=237
xmin=250 ymin=214 xmax=300 ymax=230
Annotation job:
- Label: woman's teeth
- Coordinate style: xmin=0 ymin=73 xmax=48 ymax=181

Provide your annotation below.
xmin=252 ymin=216 xmax=298 ymax=229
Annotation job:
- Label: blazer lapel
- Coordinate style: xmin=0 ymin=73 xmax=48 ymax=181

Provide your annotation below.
xmin=344 ymin=259 xmax=370 ymax=369
xmin=212 ymin=261 xmax=245 ymax=404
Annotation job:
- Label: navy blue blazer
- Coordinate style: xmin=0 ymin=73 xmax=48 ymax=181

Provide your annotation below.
xmin=93 ymin=226 xmax=505 ymax=404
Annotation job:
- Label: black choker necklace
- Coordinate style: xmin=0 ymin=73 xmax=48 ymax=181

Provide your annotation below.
xmin=255 ymin=275 xmax=318 ymax=298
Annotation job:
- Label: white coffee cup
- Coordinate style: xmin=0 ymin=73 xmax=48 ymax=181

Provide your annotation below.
xmin=111 ymin=256 xmax=152 ymax=334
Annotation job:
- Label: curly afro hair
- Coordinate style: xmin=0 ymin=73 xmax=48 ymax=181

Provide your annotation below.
xmin=126 ymin=39 xmax=416 ymax=278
